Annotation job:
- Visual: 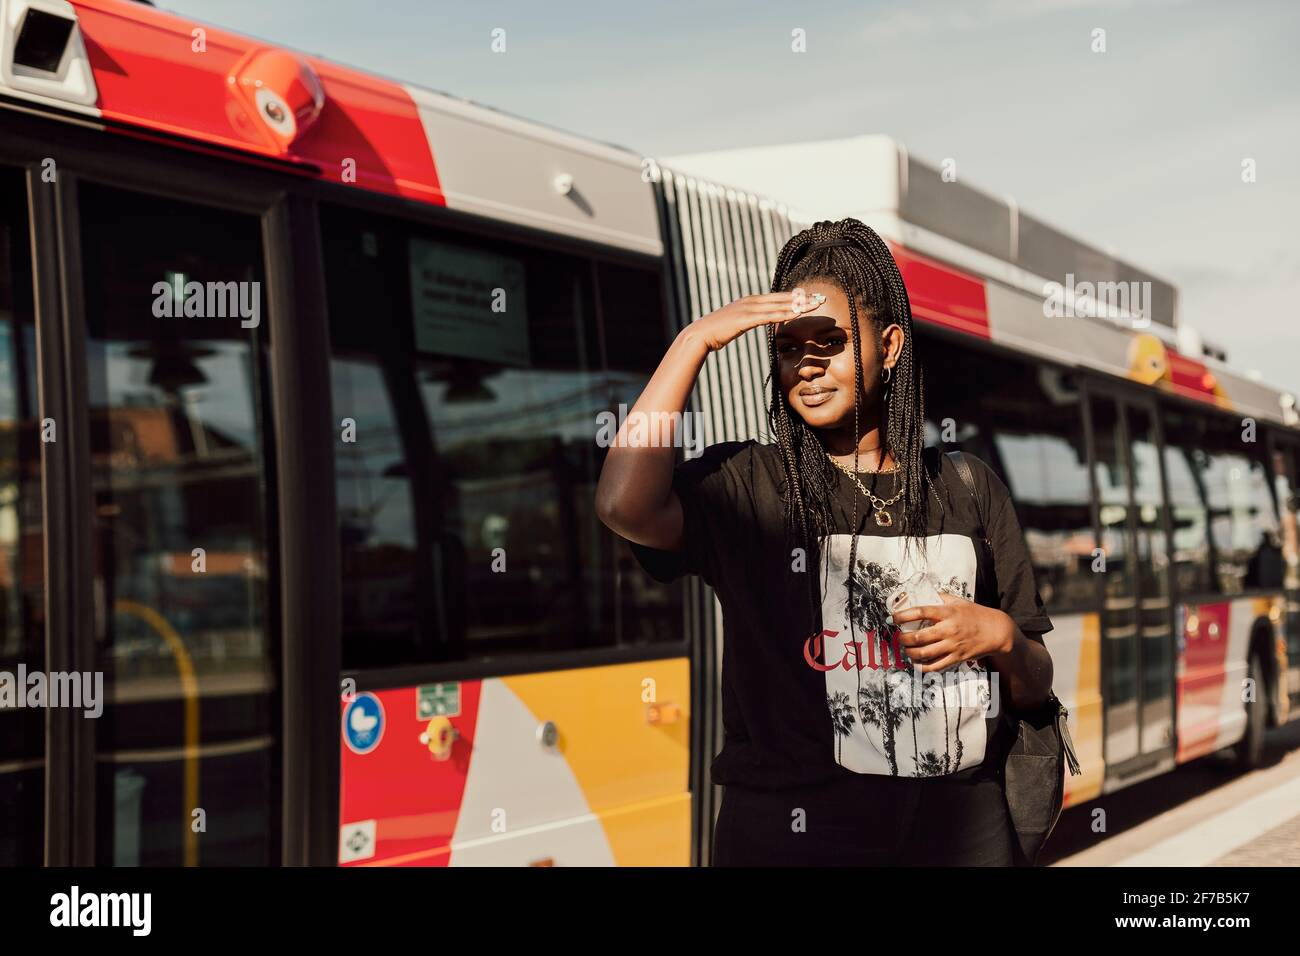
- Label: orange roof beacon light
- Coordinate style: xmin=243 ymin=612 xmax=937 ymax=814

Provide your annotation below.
xmin=225 ymin=47 xmax=325 ymax=154
xmin=0 ymin=0 xmax=98 ymax=109
xmin=1126 ymin=332 xmax=1170 ymax=386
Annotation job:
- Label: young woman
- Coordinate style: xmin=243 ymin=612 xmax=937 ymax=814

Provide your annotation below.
xmin=595 ymin=218 xmax=1055 ymax=866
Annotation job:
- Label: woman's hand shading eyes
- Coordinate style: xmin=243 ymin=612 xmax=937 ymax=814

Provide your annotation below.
xmin=691 ymin=289 xmax=826 ymax=353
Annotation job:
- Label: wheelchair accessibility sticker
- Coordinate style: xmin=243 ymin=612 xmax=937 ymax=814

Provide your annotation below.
xmin=343 ymin=692 xmax=385 ymax=755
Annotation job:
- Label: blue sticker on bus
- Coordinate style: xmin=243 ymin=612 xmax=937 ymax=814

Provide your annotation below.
xmin=343 ymin=692 xmax=385 ymax=755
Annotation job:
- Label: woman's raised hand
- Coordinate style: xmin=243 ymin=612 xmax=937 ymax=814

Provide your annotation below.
xmin=691 ymin=288 xmax=826 ymax=353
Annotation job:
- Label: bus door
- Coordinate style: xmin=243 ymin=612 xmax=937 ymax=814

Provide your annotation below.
xmin=1087 ymin=389 xmax=1177 ymax=776
xmin=5 ymin=118 xmax=334 ymax=865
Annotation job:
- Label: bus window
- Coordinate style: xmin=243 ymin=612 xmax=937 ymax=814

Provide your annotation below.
xmin=322 ymin=205 xmax=683 ymax=670
xmin=1160 ymin=408 xmax=1216 ymax=597
xmin=1163 ymin=408 xmax=1282 ymax=596
xmin=79 ymin=184 xmax=277 ymax=865
xmin=599 ymin=262 xmax=669 ymax=376
xmin=1202 ymin=417 xmax=1281 ymax=592
xmin=596 ymin=262 xmax=683 ymax=646
xmin=1089 ymin=397 xmax=1134 ymax=601
xmin=922 ymin=339 xmax=1096 ymax=615
xmin=0 ymin=167 xmax=43 ymax=866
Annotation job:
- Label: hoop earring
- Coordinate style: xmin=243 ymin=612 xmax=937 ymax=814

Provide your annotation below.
xmin=882 ymin=366 xmax=893 ymax=384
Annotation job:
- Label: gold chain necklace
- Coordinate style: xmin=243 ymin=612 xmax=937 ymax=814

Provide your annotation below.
xmin=828 ymin=455 xmax=904 ymax=527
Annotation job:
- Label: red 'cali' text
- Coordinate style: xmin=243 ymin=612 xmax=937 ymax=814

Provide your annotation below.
xmin=803 ymin=629 xmax=911 ymax=672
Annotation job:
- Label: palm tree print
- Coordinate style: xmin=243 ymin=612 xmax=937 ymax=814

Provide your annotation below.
xmin=902 ymin=672 xmax=935 ymax=775
xmin=826 ymin=690 xmax=856 ymax=763
xmin=937 ymin=576 xmax=972 ymax=601
xmin=915 ymin=750 xmax=946 ymax=776
xmin=844 ymin=559 xmax=906 ymax=772
xmin=844 ymin=559 xmax=900 ymax=638
xmin=857 ymin=669 xmax=909 ymax=775
xmin=818 ymin=534 xmax=988 ymax=777
xmin=933 ymin=576 xmax=972 ymax=771
xmin=932 ymin=670 xmax=953 ymax=773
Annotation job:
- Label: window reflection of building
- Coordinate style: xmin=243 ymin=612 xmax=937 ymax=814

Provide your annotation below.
xmin=91 ymin=397 xmax=264 ymax=684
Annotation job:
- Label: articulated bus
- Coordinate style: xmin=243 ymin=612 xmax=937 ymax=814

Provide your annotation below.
xmin=0 ymin=0 xmax=1296 ymax=867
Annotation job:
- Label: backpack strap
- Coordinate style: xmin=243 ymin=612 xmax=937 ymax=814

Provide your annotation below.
xmin=945 ymin=450 xmax=987 ymax=541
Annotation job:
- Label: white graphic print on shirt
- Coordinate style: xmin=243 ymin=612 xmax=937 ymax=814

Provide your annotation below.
xmin=817 ymin=533 xmax=993 ymax=777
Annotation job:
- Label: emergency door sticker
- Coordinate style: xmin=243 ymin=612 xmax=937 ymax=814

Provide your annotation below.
xmin=417 ymin=682 xmax=461 ymax=719
xmin=344 ymin=692 xmax=385 ymax=755
xmin=340 ymin=820 xmax=377 ymax=863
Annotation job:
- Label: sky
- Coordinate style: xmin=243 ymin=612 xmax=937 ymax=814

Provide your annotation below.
xmin=163 ymin=0 xmax=1300 ymax=395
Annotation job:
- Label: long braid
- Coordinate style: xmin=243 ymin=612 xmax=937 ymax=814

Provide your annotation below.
xmin=846 ymin=275 xmax=864 ymax=703
xmin=765 ymin=325 xmax=831 ymax=644
xmin=764 ymin=218 xmax=934 ymax=656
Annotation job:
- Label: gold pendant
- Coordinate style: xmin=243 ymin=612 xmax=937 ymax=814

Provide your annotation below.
xmin=874 ymin=509 xmax=892 ymax=527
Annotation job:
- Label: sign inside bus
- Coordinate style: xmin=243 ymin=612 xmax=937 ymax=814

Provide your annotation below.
xmin=409 ymin=239 xmax=529 ymax=367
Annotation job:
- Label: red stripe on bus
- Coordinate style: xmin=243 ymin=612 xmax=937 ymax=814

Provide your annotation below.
xmin=1176 ymin=601 xmax=1231 ymax=761
xmin=339 ymin=683 xmax=481 ymax=866
xmin=72 ymin=0 xmax=443 ymax=205
xmin=887 ymin=243 xmax=990 ymax=338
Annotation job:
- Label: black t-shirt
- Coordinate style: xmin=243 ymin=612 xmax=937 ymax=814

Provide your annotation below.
xmin=631 ymin=441 xmax=1054 ymax=790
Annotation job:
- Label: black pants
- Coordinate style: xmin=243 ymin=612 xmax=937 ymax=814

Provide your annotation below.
xmin=711 ymin=764 xmax=1019 ymax=866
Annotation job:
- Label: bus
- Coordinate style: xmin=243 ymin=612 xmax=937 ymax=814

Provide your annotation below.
xmin=0 ymin=0 xmax=1296 ymax=867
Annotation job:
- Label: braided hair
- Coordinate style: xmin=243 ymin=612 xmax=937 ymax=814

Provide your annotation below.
xmin=764 ymin=217 xmax=939 ymax=650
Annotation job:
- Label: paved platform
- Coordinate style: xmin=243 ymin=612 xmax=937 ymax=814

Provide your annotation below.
xmin=1210 ymin=813 xmax=1300 ymax=866
xmin=1050 ymin=720 xmax=1300 ymax=867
